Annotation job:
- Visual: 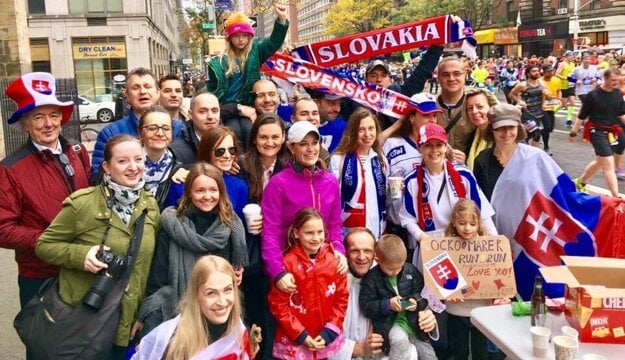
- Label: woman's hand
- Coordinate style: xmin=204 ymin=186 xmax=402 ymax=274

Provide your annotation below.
xmin=276 ymin=272 xmax=297 ymax=293
xmin=248 ymin=214 xmax=263 ymax=234
xmin=418 ymin=309 xmax=437 ymax=333
xmin=334 ymin=251 xmax=348 ymax=275
xmin=234 ymin=266 xmax=244 ymax=286
xmin=130 ymin=321 xmax=143 ymax=340
xmin=171 ymin=168 xmax=189 ymax=184
xmin=446 ymin=146 xmax=466 ymax=164
xmin=274 ymin=2 xmax=288 ymax=22
xmin=447 ymin=293 xmax=465 ymax=303
xmin=84 ymin=245 xmax=109 ymax=273
xmin=226 ymin=161 xmax=241 ymax=176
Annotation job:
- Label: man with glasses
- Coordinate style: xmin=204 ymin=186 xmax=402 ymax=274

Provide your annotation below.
xmin=90 ymin=67 xmax=185 ymax=182
xmin=435 ymin=56 xmax=476 ymax=156
xmin=0 ymin=73 xmax=90 ymax=358
xmin=220 ymin=79 xmax=282 ymax=152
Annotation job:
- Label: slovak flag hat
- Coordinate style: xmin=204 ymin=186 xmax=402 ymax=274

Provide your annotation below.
xmin=409 ymin=93 xmax=443 ymax=115
xmin=5 ymin=72 xmax=74 ymax=130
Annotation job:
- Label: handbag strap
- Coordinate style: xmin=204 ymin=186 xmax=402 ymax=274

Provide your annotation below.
xmin=121 ymin=209 xmax=148 ymax=281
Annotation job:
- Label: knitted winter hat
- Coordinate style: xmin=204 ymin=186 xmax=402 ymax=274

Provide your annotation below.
xmin=224 ymin=12 xmax=254 ymax=40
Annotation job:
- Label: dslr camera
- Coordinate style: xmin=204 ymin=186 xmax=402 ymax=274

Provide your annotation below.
xmin=83 ymin=248 xmax=126 ymax=310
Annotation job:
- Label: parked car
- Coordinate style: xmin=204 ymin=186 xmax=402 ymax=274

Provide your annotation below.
xmin=75 ymin=95 xmax=115 ymax=122
xmin=79 ymin=86 xmax=114 ymax=102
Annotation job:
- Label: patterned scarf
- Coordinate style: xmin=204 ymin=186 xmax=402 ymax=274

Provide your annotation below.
xmin=143 ymin=148 xmax=174 ymax=195
xmin=416 ymin=161 xmax=466 ymax=232
xmin=340 ymin=152 xmax=386 ymax=228
xmin=103 ymin=174 xmax=145 ymax=225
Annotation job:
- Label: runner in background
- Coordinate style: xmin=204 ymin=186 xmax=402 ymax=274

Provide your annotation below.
xmin=555 ymin=50 xmax=577 ymax=128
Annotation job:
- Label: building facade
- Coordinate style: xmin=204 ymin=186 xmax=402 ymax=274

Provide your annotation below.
xmin=27 ymin=0 xmax=180 ymax=100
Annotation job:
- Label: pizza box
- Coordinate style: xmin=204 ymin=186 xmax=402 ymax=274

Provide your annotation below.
xmin=539 ymin=256 xmax=625 ymax=343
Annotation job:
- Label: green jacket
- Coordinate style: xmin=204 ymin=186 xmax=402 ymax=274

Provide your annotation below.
xmin=35 ymin=186 xmax=160 ymax=346
xmin=207 ymin=19 xmax=289 ymax=106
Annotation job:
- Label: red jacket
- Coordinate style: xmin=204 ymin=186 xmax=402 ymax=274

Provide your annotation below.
xmin=0 ymin=138 xmax=90 ymax=278
xmin=268 ymin=242 xmax=348 ymax=358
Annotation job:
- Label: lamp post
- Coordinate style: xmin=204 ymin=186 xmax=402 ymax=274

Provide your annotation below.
xmin=572 ymin=0 xmax=596 ymax=52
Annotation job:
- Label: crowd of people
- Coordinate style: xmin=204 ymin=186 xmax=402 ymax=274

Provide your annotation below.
xmin=2 ymin=4 xmax=625 ymax=359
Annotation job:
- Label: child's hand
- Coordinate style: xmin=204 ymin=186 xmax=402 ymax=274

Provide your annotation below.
xmin=389 ymin=295 xmax=403 ymax=312
xmin=303 ymin=335 xmax=325 ymax=351
xmin=447 ymin=293 xmax=465 ymax=303
xmin=403 ymin=297 xmax=418 ymax=312
xmin=276 ymin=272 xmax=297 ymax=293
xmin=274 ymin=3 xmax=288 ymax=22
xmin=313 ymin=335 xmax=327 ymax=348
xmin=334 ymin=251 xmax=348 ymax=275
xmin=493 ymin=298 xmax=512 ymax=305
xmin=418 ymin=309 xmax=437 ymax=333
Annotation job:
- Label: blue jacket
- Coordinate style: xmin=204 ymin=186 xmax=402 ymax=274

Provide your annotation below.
xmin=90 ymin=112 xmax=185 ymax=182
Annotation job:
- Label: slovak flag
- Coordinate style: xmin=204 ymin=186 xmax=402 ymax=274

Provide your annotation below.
xmin=490 ymin=144 xmax=625 ymax=300
xmin=31 ymin=79 xmax=52 ymax=94
xmin=424 ymin=252 xmax=467 ymax=298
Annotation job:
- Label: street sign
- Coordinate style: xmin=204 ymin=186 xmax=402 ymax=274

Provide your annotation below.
xmin=202 ymin=23 xmax=214 ymax=30
xmin=249 ymin=16 xmax=258 ymax=28
xmin=182 ymin=58 xmax=193 ymax=65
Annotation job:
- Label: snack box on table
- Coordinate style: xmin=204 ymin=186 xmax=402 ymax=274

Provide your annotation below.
xmin=540 ymin=256 xmax=625 ymax=344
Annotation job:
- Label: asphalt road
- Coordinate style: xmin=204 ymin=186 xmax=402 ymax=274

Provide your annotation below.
xmin=0 ymin=94 xmax=619 ymax=359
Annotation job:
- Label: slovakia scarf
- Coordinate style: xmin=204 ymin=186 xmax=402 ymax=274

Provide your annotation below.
xmin=262 ymin=52 xmax=416 ymax=119
xmin=416 ymin=161 xmax=466 ymax=232
xmin=291 ymin=15 xmax=477 ymax=67
xmin=340 ymin=152 xmax=386 ymax=228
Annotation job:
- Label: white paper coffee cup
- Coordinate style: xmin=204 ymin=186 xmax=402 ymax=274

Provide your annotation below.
xmin=553 ymin=335 xmax=578 ymax=360
xmin=388 ymin=176 xmax=403 ymax=199
xmin=242 ymin=204 xmax=262 ymax=235
xmin=531 ymin=326 xmax=551 ymax=358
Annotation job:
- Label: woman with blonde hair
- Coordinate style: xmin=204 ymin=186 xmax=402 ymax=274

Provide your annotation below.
xmin=206 ymin=5 xmax=288 ymax=107
xmin=133 ymin=255 xmax=255 ymax=360
xmin=330 ymin=108 xmax=388 ymax=238
xmin=463 ymin=87 xmax=499 ymax=170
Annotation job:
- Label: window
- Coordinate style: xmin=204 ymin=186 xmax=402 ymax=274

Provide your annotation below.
xmin=28 ymin=0 xmax=45 ymax=14
xmin=69 ymin=0 xmax=123 ymax=15
xmin=30 ymin=38 xmax=50 ymax=72
xmin=558 ymin=0 xmax=567 ymax=9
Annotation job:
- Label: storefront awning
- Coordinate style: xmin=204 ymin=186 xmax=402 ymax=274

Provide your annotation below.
xmin=474 ymin=29 xmax=495 ymax=44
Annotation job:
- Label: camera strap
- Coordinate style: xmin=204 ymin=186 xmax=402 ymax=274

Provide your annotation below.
xmin=121 ymin=209 xmax=148 ymax=281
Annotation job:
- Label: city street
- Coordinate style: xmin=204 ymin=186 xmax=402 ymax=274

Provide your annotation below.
xmin=0 ymin=94 xmax=619 ymax=359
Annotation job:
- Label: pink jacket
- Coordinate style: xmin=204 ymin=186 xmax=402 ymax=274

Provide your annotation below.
xmin=261 ymin=162 xmax=344 ymax=281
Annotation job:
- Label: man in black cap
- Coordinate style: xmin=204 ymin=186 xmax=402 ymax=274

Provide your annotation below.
xmin=363 ymin=47 xmax=444 ymax=132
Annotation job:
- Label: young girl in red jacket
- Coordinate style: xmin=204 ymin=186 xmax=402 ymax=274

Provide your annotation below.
xmin=268 ymin=208 xmax=349 ymax=359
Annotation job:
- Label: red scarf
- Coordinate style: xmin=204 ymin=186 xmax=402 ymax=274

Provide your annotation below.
xmin=416 ymin=161 xmax=466 ymax=232
xmin=291 ymin=15 xmax=476 ymax=67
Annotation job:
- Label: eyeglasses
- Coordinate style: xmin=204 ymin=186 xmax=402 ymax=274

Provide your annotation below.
xmin=58 ymin=153 xmax=75 ymax=178
xmin=214 ymin=146 xmax=237 ymax=157
xmin=141 ymin=125 xmax=172 ymax=134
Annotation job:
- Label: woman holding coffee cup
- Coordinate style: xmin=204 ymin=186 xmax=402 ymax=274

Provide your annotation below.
xmin=136 ymin=162 xmax=247 ymax=338
xmin=330 ymin=108 xmax=387 ymax=238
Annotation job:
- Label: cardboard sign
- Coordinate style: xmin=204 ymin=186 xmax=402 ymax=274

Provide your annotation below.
xmin=421 ymin=235 xmax=516 ymax=300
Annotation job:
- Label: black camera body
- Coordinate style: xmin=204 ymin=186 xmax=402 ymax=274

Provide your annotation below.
xmin=83 ymin=249 xmax=126 ymax=310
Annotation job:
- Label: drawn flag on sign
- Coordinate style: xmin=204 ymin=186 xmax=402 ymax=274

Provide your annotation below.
xmin=424 ymin=251 xmax=467 ymax=298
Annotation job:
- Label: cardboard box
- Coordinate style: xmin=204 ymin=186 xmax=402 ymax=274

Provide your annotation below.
xmin=540 ymin=256 xmax=625 ymax=344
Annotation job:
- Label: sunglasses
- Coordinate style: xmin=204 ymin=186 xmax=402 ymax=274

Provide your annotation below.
xmin=214 ymin=146 xmax=237 ymax=157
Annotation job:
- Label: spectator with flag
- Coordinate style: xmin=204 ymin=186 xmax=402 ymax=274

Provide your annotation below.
xmin=472 ymin=103 xmax=622 ymax=300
